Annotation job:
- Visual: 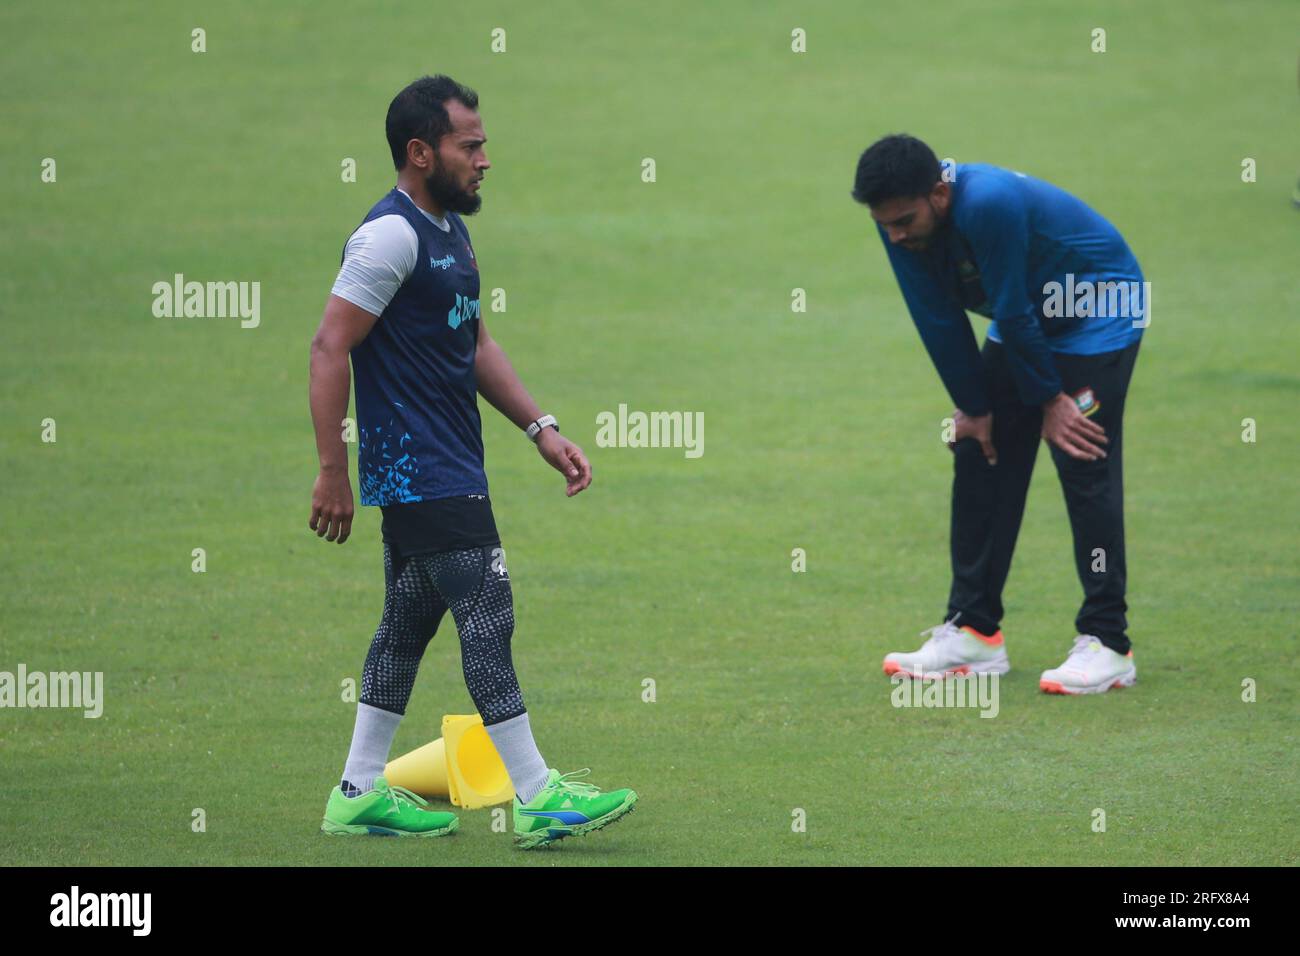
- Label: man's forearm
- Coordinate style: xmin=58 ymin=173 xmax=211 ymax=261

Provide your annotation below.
xmin=476 ymin=336 xmax=543 ymax=430
xmin=309 ymin=339 xmax=352 ymax=473
xmin=993 ymin=314 xmax=1062 ymax=406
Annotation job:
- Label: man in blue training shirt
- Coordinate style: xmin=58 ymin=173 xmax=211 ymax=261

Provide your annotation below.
xmin=852 ymin=134 xmax=1146 ymax=695
xmin=308 ymin=76 xmax=636 ymax=846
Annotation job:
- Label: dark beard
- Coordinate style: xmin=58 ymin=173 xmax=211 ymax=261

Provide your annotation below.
xmin=425 ymin=159 xmax=480 ymax=216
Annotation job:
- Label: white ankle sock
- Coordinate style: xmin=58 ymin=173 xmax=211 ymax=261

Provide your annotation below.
xmin=341 ymin=702 xmax=403 ymax=795
xmin=484 ymin=712 xmax=550 ymax=803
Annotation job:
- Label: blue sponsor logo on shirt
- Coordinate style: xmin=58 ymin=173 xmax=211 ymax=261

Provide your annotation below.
xmin=430 ymin=254 xmax=456 ymax=270
xmin=448 ymin=294 xmax=480 ymax=330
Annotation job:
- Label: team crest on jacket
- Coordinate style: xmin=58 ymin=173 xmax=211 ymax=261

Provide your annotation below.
xmin=1072 ymin=386 xmax=1100 ymax=417
xmin=465 ymin=242 xmax=477 ymax=270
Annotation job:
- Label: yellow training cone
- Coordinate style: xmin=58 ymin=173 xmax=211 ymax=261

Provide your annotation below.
xmin=383 ymin=714 xmax=515 ymax=809
xmin=383 ymin=737 xmax=450 ymax=798
xmin=441 ymin=714 xmax=515 ymax=809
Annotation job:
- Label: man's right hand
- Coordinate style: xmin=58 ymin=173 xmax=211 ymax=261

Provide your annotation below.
xmin=1042 ymin=393 xmax=1108 ymax=461
xmin=310 ymin=467 xmax=355 ymax=543
xmin=308 ymin=296 xmax=378 ymax=545
xmin=950 ymin=410 xmax=997 ymax=466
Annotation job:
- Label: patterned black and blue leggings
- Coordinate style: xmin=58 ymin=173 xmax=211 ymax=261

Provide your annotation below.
xmin=359 ymin=543 xmax=524 ymax=724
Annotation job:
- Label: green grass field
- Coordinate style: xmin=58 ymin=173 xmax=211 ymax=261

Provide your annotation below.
xmin=1 ymin=0 xmax=1297 ymax=866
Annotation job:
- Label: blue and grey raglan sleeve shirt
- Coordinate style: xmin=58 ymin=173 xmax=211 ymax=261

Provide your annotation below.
xmin=879 ymin=162 xmax=1146 ymax=411
xmin=330 ymin=187 xmax=487 ymax=506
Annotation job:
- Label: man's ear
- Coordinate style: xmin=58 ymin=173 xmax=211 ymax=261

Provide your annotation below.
xmin=930 ymin=180 xmax=951 ymax=214
xmin=406 ymin=138 xmax=435 ymax=173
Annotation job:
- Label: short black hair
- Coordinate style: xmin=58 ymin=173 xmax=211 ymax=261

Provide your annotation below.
xmin=386 ymin=75 xmax=480 ymax=170
xmin=851 ymin=134 xmax=942 ymax=206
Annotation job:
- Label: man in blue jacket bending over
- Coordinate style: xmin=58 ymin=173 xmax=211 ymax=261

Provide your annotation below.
xmin=853 ymin=134 xmax=1147 ymax=695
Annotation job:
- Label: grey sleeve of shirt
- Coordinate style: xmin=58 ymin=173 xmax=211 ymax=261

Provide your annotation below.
xmin=330 ymin=214 xmax=418 ymax=317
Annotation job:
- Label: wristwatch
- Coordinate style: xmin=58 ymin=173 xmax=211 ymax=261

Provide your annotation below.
xmin=525 ymin=414 xmax=559 ymax=443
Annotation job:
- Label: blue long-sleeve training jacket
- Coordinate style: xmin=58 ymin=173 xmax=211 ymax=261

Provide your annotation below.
xmin=879 ymin=162 xmax=1145 ymax=414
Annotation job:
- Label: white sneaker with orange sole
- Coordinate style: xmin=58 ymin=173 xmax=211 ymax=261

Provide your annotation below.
xmin=1039 ymin=635 xmax=1136 ymax=694
xmin=882 ymin=619 xmax=1009 ymax=679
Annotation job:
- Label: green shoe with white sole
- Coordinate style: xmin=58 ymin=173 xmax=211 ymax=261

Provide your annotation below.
xmin=321 ymin=776 xmax=458 ymax=837
xmin=513 ymin=768 xmax=637 ymax=849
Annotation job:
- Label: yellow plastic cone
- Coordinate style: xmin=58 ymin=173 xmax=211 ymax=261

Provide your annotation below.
xmin=383 ymin=714 xmax=515 ymax=809
xmin=383 ymin=737 xmax=449 ymax=798
xmin=442 ymin=714 xmax=515 ymax=809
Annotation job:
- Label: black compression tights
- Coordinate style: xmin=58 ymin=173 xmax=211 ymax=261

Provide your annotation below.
xmin=359 ymin=543 xmax=524 ymax=724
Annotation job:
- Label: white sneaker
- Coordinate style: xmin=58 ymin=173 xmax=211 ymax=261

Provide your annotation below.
xmin=1039 ymin=635 xmax=1136 ymax=694
xmin=882 ymin=618 xmax=1009 ymax=679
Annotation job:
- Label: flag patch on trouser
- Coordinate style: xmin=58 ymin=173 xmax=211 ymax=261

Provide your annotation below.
xmin=1072 ymin=386 xmax=1100 ymax=417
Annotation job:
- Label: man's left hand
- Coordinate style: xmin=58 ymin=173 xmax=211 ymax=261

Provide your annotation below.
xmin=536 ymin=429 xmax=593 ymax=497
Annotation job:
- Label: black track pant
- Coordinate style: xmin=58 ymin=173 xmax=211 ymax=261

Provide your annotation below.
xmin=359 ymin=543 xmax=524 ymax=724
xmin=946 ymin=338 xmax=1140 ymax=653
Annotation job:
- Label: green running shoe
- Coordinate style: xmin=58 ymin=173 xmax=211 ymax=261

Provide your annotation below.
xmin=513 ymin=768 xmax=637 ymax=850
xmin=321 ymin=776 xmax=458 ymax=837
